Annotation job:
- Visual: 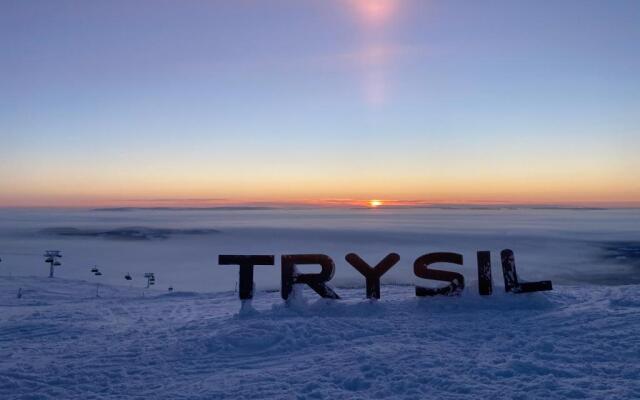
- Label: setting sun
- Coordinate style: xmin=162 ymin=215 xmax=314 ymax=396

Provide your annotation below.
xmin=369 ymin=199 xmax=383 ymax=207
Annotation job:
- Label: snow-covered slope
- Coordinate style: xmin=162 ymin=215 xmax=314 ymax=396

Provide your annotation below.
xmin=1 ymin=276 xmax=639 ymax=399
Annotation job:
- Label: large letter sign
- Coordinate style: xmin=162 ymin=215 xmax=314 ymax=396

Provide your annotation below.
xmin=414 ymin=252 xmax=464 ymax=296
xmin=219 ymin=249 xmax=552 ymax=304
xmin=476 ymin=251 xmax=493 ymax=295
xmin=281 ymin=254 xmax=340 ymax=300
xmin=345 ymin=253 xmax=400 ymax=299
xmin=500 ymin=249 xmax=553 ymax=293
xmin=218 ymin=255 xmax=274 ymax=299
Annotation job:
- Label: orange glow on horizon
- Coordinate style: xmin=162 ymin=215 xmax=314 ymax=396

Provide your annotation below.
xmin=1 ymin=161 xmax=639 ymax=209
xmin=1 ymin=194 xmax=639 ymax=209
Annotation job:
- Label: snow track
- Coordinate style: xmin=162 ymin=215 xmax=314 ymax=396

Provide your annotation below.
xmin=1 ymin=277 xmax=639 ymax=399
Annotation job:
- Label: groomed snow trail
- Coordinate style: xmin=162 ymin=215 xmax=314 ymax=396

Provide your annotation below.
xmin=1 ymin=277 xmax=639 ymax=399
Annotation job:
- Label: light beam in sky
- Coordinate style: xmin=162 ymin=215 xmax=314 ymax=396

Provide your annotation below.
xmin=348 ymin=0 xmax=401 ymax=105
xmin=350 ymin=0 xmax=398 ymax=27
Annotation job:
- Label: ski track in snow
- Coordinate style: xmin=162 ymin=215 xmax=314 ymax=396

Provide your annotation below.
xmin=1 ymin=277 xmax=639 ymax=399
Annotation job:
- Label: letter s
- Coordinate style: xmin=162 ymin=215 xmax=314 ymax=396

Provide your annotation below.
xmin=414 ymin=252 xmax=464 ymax=296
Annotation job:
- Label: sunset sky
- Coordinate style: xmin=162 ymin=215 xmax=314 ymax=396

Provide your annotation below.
xmin=2 ymin=0 xmax=639 ymax=207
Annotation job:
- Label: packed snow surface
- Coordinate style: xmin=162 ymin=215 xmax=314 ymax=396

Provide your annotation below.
xmin=1 ymin=276 xmax=639 ymax=399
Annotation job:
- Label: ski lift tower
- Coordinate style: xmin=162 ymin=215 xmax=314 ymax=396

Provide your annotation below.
xmin=144 ymin=272 xmax=155 ymax=289
xmin=44 ymin=250 xmax=62 ymax=278
xmin=90 ymin=266 xmax=103 ymax=297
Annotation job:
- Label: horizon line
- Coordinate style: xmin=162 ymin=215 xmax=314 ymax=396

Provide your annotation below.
xmin=1 ymin=199 xmax=640 ymax=211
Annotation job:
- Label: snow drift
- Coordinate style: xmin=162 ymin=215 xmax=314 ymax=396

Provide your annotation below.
xmin=1 ymin=276 xmax=638 ymax=399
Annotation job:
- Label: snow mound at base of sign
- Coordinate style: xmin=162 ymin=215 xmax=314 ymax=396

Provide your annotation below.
xmin=1 ymin=276 xmax=639 ymax=400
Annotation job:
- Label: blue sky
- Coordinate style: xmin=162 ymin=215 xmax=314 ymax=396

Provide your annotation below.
xmin=1 ymin=0 xmax=639 ymax=206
